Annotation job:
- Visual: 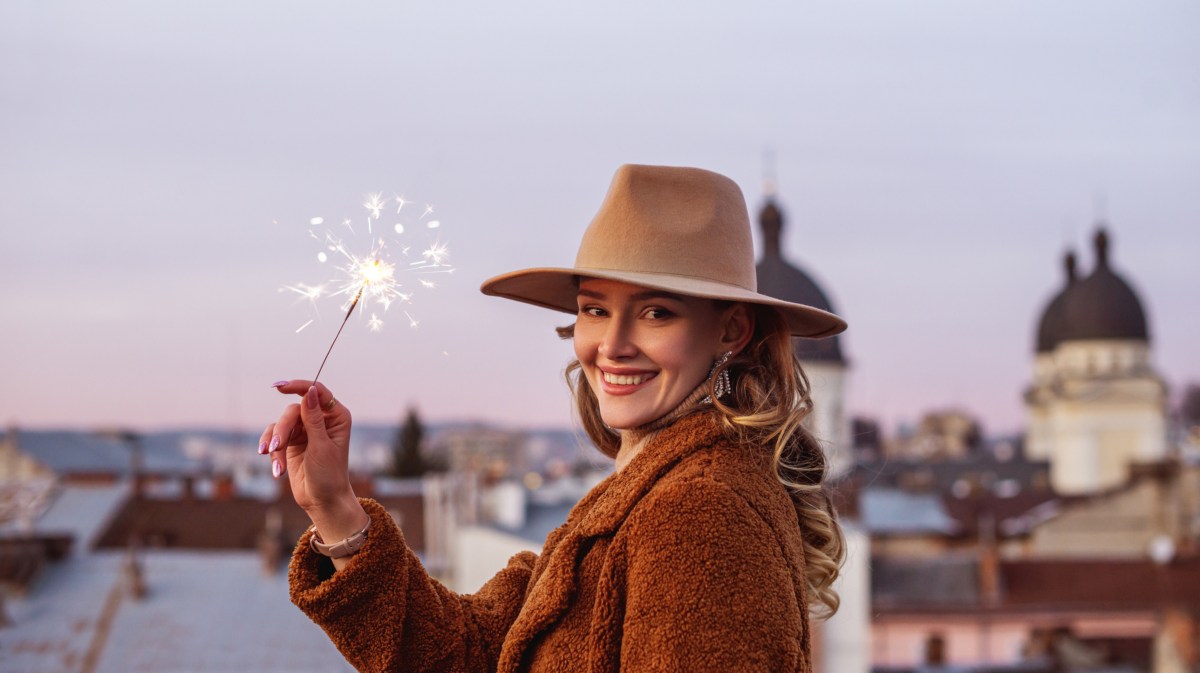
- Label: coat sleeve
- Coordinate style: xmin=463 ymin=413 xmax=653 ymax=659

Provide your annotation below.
xmin=289 ymin=497 xmax=537 ymax=673
xmin=619 ymin=479 xmax=809 ymax=672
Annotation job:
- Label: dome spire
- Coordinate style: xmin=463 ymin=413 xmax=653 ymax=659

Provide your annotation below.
xmin=759 ymin=197 xmax=783 ymax=258
xmin=1094 ymin=227 xmax=1110 ymax=268
xmin=1064 ymin=249 xmax=1077 ymax=284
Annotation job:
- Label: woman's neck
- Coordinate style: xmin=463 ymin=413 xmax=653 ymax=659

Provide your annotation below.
xmin=614 ymin=384 xmax=711 ymax=472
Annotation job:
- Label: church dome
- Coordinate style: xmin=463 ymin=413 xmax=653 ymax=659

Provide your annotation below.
xmin=1059 ymin=227 xmax=1149 ymax=344
xmin=755 ymin=198 xmax=846 ymax=364
xmin=1035 ymin=251 xmax=1078 ymax=353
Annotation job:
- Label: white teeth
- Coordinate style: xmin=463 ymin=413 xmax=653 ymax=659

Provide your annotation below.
xmin=603 ymin=372 xmax=651 ymax=386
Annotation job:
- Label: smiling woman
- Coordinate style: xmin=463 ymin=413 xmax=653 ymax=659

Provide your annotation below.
xmin=264 ymin=164 xmax=848 ymax=672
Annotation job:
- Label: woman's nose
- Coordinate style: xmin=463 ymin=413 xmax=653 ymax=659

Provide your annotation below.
xmin=598 ymin=318 xmax=637 ymax=360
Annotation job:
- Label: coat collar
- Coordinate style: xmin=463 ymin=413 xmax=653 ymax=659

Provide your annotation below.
xmin=571 ymin=408 xmax=726 ymax=538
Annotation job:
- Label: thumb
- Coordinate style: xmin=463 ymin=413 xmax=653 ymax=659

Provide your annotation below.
xmin=300 ymin=386 xmax=330 ymax=441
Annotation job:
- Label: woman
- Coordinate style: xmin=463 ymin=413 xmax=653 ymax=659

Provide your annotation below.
xmin=261 ymin=164 xmax=847 ymax=672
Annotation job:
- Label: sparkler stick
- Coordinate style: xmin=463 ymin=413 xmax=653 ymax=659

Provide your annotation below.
xmin=311 ymin=285 xmax=364 ymax=388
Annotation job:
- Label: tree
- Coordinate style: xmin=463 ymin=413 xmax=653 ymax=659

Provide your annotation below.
xmin=390 ymin=407 xmax=429 ymax=478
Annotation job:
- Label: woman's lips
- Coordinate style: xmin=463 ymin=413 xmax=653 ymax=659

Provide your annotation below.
xmin=599 ymin=369 xmax=658 ymax=395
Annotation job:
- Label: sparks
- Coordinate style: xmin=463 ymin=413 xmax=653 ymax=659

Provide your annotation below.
xmin=282 ymin=192 xmax=454 ymax=386
xmin=363 ymin=193 xmax=386 ymax=220
xmin=422 ymin=241 xmax=450 ymax=266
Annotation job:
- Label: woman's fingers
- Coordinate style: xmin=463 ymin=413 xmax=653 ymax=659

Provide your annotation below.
xmin=257 ymin=424 xmax=275 ymax=455
xmin=269 ymin=402 xmax=303 ymax=475
xmin=272 ymin=379 xmax=337 ymax=412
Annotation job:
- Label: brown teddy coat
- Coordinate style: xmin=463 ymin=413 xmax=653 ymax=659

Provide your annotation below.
xmin=289 ymin=410 xmax=813 ymax=672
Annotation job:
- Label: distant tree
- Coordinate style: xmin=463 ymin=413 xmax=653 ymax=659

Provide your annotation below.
xmin=390 ymin=407 xmax=429 ymax=478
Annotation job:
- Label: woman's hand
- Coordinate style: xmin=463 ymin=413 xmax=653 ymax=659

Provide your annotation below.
xmin=259 ymin=380 xmax=358 ymax=518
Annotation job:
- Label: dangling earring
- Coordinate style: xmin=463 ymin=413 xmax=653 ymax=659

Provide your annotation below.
xmin=702 ymin=351 xmax=733 ymax=404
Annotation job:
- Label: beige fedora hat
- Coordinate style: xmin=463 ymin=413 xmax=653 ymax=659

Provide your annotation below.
xmin=480 ymin=164 xmax=846 ymax=338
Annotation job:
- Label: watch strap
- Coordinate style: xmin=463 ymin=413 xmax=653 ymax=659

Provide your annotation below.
xmin=308 ymin=517 xmax=371 ymax=558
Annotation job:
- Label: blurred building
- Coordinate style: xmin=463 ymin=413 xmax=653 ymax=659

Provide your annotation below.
xmin=827 ymin=222 xmax=1199 ymax=673
xmin=756 ymin=191 xmax=851 ymax=476
xmin=1026 ymin=226 xmax=1169 ymax=495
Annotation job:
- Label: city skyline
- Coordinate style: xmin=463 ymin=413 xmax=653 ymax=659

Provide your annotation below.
xmin=2 ymin=1 xmax=1197 ymax=437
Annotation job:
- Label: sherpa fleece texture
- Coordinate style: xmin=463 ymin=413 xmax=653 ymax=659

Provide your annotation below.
xmin=289 ymin=410 xmax=813 ymax=672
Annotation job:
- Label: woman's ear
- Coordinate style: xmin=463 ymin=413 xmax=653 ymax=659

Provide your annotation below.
xmin=718 ymin=304 xmax=755 ymax=356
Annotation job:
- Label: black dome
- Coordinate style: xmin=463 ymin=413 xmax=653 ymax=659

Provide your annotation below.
xmin=1059 ymin=228 xmax=1149 ymax=343
xmin=1035 ymin=251 xmax=1077 ymax=353
xmin=754 ymin=198 xmax=846 ymax=364
xmin=1035 ymin=227 xmax=1149 ymax=353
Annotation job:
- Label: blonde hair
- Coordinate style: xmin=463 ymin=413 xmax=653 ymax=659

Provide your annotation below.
xmin=556 ymin=304 xmax=845 ymax=618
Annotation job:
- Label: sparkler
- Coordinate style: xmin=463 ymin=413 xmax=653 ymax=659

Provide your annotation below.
xmin=282 ymin=193 xmax=453 ymax=387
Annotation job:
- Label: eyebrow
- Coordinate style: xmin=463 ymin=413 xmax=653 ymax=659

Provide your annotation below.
xmin=577 ymin=289 xmax=688 ymax=303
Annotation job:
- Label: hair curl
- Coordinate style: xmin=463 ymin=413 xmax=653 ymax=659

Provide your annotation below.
xmin=556 ymin=304 xmax=845 ymax=618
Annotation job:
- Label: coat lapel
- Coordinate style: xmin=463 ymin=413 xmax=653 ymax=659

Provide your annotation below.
xmin=496 ymin=411 xmax=725 ymax=673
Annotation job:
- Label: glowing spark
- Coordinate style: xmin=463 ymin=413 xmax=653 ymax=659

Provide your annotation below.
xmin=295 ymin=319 xmax=314 ymax=333
xmin=394 ymin=194 xmax=408 ymax=213
xmin=419 ymin=279 xmax=436 ymax=288
xmin=363 ymin=193 xmax=386 ymax=220
xmin=405 ymin=311 xmax=419 ymax=328
xmin=421 ymin=204 xmax=434 ymax=219
xmin=427 ymin=220 xmax=440 ymax=229
xmin=310 ymin=217 xmax=324 ymax=226
xmin=368 ymin=313 xmax=383 ymax=332
xmin=422 ymin=241 xmax=450 ymax=266
xmin=282 ymin=283 xmax=324 ymax=302
xmin=394 ymin=223 xmax=404 ymax=234
xmin=317 ymin=252 xmax=327 ymax=263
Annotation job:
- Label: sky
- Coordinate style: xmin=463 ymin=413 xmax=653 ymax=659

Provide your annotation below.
xmin=1 ymin=1 xmax=1197 ymax=438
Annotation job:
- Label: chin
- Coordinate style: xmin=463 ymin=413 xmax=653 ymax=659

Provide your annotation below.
xmin=597 ymin=404 xmax=657 ymax=431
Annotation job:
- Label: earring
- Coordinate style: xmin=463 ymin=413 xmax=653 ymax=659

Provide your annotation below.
xmin=702 ymin=351 xmax=733 ymax=404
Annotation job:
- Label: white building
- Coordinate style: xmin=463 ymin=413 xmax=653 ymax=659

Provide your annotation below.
xmin=1025 ymin=226 xmax=1168 ymax=495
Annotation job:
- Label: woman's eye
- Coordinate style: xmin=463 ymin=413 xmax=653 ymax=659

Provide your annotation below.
xmin=644 ymin=307 xmax=674 ymax=320
xmin=580 ymin=306 xmax=606 ymax=318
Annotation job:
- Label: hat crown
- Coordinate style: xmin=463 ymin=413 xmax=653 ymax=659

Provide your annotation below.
xmin=574 ymin=165 xmax=757 ymax=292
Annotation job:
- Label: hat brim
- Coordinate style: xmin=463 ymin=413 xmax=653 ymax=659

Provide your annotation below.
xmin=480 ymin=267 xmax=846 ymax=338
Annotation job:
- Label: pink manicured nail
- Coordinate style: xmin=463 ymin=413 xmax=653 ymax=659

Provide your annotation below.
xmin=268 ymin=436 xmax=280 ymax=453
xmin=305 ymin=386 xmax=319 ymax=410
xmin=258 ymin=440 xmax=268 ymax=455
xmin=272 ymin=458 xmax=285 ymax=478
xmin=270 ymin=380 xmax=289 ymax=388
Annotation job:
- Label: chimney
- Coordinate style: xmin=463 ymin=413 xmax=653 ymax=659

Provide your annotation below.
xmin=258 ymin=507 xmax=286 ymax=576
xmin=213 ymin=473 xmax=235 ymax=501
xmin=180 ymin=475 xmax=195 ymax=501
xmin=977 ymin=511 xmax=1001 ymax=607
xmin=127 ymin=433 xmax=146 ymax=499
xmin=124 ymin=538 xmax=147 ymax=600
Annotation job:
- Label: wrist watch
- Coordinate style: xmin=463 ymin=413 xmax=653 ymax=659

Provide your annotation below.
xmin=308 ymin=517 xmax=371 ymax=558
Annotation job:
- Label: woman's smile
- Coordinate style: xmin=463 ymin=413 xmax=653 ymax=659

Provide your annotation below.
xmin=573 ymin=278 xmax=733 ymax=429
xmin=599 ymin=368 xmax=659 ymax=393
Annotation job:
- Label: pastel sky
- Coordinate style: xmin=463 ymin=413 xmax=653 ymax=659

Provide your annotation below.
xmin=2 ymin=1 xmax=1197 ymax=438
